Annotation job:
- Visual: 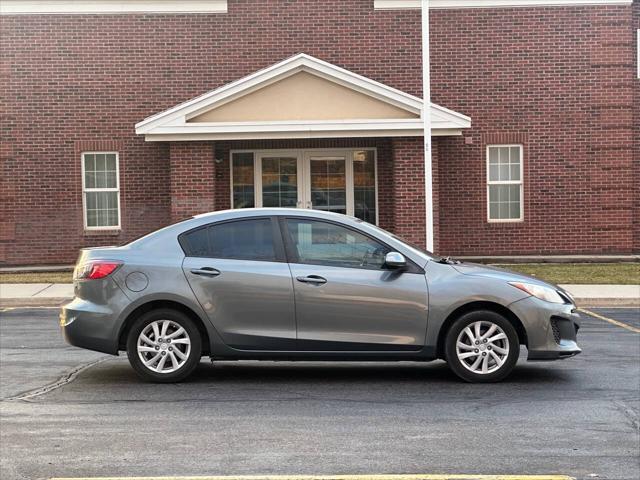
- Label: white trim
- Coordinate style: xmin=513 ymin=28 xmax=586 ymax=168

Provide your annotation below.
xmin=2 ymin=0 xmax=626 ymax=15
xmin=375 ymin=0 xmax=631 ymax=9
xmin=486 ymin=145 xmax=524 ymax=223
xmin=143 ymin=128 xmax=465 ymax=141
xmin=230 ymin=148 xmax=379 ymax=225
xmin=135 ymin=54 xmax=470 ymax=141
xmin=81 ymin=151 xmax=121 ymax=231
xmin=0 ymin=1 xmax=227 ymax=15
xmin=141 ymin=118 xmax=468 ymax=140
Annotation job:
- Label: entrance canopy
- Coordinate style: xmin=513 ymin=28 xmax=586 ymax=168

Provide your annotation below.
xmin=135 ymin=53 xmax=471 ymax=141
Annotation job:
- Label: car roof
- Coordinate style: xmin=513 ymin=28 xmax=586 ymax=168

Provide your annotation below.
xmin=193 ymin=208 xmax=353 ymax=221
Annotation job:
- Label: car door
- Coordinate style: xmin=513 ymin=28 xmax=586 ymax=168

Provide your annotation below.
xmin=181 ymin=216 xmax=297 ymax=350
xmin=281 ymin=217 xmax=429 ymax=351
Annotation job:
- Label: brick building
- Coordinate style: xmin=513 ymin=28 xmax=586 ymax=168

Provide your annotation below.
xmin=1 ymin=0 xmax=638 ymax=266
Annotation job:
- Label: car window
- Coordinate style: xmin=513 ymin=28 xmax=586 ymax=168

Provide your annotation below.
xmin=181 ymin=218 xmax=276 ymax=261
xmin=285 ymin=218 xmax=389 ymax=270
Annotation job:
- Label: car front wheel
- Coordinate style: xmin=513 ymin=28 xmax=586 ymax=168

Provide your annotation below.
xmin=444 ymin=310 xmax=519 ymax=383
xmin=126 ymin=308 xmax=202 ymax=383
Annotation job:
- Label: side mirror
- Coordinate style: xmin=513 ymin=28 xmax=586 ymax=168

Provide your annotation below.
xmin=385 ymin=251 xmax=407 ymax=269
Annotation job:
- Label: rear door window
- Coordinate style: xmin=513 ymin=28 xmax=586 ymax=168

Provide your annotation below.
xmin=181 ymin=218 xmax=277 ymax=261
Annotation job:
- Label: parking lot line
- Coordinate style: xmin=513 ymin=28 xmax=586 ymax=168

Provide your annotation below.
xmin=579 ymin=308 xmax=640 ymax=333
xmin=50 ymin=475 xmax=574 ymax=480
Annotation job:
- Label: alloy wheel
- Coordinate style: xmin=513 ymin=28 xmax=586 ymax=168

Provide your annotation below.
xmin=137 ymin=320 xmax=191 ymax=374
xmin=455 ymin=320 xmax=510 ymax=375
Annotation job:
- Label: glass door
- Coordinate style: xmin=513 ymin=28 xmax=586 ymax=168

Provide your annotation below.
xmin=257 ymin=154 xmax=302 ymax=208
xmin=305 ymin=153 xmax=348 ymax=215
xmin=231 ymin=149 xmax=377 ymax=223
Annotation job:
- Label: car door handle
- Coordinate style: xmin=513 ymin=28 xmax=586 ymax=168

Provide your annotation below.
xmin=191 ymin=267 xmax=221 ymax=277
xmin=296 ymin=275 xmax=327 ymax=285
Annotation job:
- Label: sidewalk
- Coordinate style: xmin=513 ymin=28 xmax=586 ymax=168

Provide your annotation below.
xmin=0 ymin=283 xmax=74 ymax=307
xmin=1 ymin=282 xmax=638 ymax=308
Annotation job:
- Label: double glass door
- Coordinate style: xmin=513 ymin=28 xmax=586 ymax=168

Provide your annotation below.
xmin=232 ymin=149 xmax=377 ymax=223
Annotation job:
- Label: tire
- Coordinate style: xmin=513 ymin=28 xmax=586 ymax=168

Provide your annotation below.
xmin=444 ymin=310 xmax=519 ymax=383
xmin=126 ymin=308 xmax=202 ymax=383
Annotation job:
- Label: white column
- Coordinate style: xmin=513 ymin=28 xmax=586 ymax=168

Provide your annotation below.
xmin=422 ymin=0 xmax=434 ymax=252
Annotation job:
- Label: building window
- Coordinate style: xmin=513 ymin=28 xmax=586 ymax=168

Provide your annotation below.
xmin=353 ymin=150 xmax=377 ymax=224
xmin=486 ymin=145 xmax=523 ymax=222
xmin=82 ymin=152 xmax=120 ymax=229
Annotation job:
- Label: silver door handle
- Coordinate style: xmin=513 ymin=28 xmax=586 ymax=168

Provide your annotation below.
xmin=191 ymin=267 xmax=221 ymax=277
xmin=296 ymin=275 xmax=327 ymax=285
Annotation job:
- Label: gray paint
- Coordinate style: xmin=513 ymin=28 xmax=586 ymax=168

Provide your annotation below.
xmin=183 ymin=257 xmax=297 ymax=350
xmin=60 ymin=208 xmax=581 ymax=363
xmin=289 ymin=263 xmax=428 ymax=349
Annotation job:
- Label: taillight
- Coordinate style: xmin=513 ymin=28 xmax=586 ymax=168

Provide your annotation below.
xmin=74 ymin=261 xmax=123 ymax=280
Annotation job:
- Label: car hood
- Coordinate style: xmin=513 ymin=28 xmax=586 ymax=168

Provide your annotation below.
xmin=451 ymin=262 xmax=561 ymax=289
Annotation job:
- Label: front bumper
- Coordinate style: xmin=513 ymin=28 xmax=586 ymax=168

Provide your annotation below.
xmin=508 ymin=296 xmax=582 ymax=361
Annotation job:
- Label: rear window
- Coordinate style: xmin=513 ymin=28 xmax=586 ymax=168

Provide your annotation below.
xmin=180 ymin=218 xmax=276 ymax=262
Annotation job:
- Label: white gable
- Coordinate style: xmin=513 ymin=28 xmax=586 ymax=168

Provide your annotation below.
xmin=135 ymin=53 xmax=470 ymax=141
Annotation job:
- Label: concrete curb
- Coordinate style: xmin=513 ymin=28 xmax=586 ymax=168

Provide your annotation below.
xmin=2 ymin=297 xmax=638 ymax=310
xmin=576 ymin=298 xmax=640 ymax=308
xmin=0 ymin=298 xmax=69 ymax=308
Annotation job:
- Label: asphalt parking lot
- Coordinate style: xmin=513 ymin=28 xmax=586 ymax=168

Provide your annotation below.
xmin=0 ymin=307 xmax=638 ymax=480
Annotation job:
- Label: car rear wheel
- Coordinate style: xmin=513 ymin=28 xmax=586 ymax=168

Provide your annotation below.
xmin=444 ymin=310 xmax=519 ymax=383
xmin=126 ymin=308 xmax=202 ymax=383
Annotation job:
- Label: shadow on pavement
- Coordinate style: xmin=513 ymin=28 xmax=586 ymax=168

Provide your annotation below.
xmin=52 ymin=355 xmax=572 ymax=391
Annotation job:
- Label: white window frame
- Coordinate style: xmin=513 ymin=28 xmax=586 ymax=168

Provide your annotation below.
xmin=486 ymin=144 xmax=524 ymax=223
xmin=81 ymin=151 xmax=121 ymax=231
xmin=230 ymin=148 xmax=379 ymax=225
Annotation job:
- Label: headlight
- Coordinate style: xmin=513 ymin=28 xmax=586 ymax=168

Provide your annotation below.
xmin=509 ymin=282 xmax=566 ymax=304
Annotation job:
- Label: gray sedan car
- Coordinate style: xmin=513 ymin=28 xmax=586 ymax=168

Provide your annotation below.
xmin=60 ymin=208 xmax=581 ymax=383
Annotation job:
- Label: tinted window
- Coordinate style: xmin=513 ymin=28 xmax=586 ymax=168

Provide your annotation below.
xmin=285 ymin=219 xmax=389 ymax=270
xmin=182 ymin=227 xmax=209 ymax=257
xmin=182 ymin=219 xmax=276 ymax=261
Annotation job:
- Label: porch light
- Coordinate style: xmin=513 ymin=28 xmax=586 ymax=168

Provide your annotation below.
xmin=353 ymin=151 xmax=367 ymax=162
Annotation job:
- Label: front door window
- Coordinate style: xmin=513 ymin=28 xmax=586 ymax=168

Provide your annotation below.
xmin=308 ymin=155 xmax=346 ymax=215
xmin=261 ymin=156 xmax=299 ymax=208
xmin=285 ymin=218 xmax=389 ymax=270
xmin=231 ymin=149 xmax=377 ymax=223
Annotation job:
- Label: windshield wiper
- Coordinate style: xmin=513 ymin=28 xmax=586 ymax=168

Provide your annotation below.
xmin=438 ymin=256 xmax=461 ymax=265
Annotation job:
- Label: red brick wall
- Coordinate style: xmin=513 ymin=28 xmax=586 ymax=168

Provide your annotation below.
xmin=430 ymin=4 xmax=638 ymax=255
xmin=1 ymin=0 xmax=637 ymax=264
xmin=0 ymin=136 xmax=170 ymax=265
xmin=390 ymin=137 xmax=426 ymax=248
xmin=169 ymin=142 xmax=216 ymax=222
xmin=633 ymin=1 xmax=640 ymax=253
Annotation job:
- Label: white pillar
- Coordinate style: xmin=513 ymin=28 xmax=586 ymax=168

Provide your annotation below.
xmin=421 ymin=0 xmax=434 ymax=252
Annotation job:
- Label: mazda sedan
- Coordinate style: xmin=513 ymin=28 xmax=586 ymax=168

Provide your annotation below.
xmin=60 ymin=208 xmax=581 ymax=383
